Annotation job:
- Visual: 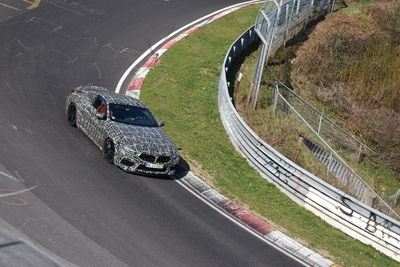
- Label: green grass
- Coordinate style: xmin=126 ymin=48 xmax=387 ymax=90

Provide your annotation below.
xmin=140 ymin=4 xmax=398 ymax=266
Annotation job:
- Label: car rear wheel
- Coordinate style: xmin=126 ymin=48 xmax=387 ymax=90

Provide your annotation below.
xmin=67 ymin=103 xmax=77 ymax=127
xmin=103 ymin=139 xmax=115 ymax=163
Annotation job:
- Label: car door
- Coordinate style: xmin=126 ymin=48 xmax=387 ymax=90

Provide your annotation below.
xmin=77 ymin=95 xmax=104 ymax=147
xmin=88 ymin=95 xmax=109 ymax=148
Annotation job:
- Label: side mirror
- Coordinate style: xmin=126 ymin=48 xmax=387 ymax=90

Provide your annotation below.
xmin=96 ymin=112 xmax=106 ymax=120
xmin=157 ymin=120 xmax=165 ymax=127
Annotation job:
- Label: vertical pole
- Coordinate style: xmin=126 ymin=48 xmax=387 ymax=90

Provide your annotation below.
xmin=251 ymin=43 xmax=268 ymax=110
xmin=296 ymin=0 xmax=300 ymax=15
xmin=252 ymin=0 xmax=282 ymax=110
xmin=330 ymin=0 xmax=336 ymax=13
xmin=318 ymin=113 xmax=323 ymax=134
xmin=284 ymin=0 xmax=295 ymax=46
xmin=284 ymin=3 xmax=289 ymax=38
xmin=273 ymin=82 xmax=279 ymax=116
xmin=266 ymin=0 xmax=283 ymax=59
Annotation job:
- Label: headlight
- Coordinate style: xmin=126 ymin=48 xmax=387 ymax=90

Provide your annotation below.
xmin=119 ymin=144 xmax=136 ymax=155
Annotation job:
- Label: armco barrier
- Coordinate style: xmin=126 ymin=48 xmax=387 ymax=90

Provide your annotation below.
xmin=218 ymin=26 xmax=400 ymax=261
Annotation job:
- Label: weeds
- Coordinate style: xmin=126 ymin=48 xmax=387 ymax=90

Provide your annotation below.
xmin=235 ymin=0 xmax=400 ymax=210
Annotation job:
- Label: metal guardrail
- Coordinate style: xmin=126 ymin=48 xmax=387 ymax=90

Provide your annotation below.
xmin=254 ymin=1 xmax=398 ymax=216
xmin=218 ymin=26 xmax=400 ymax=262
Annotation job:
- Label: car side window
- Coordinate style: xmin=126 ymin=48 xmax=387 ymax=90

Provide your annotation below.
xmin=93 ymin=95 xmax=107 ymax=114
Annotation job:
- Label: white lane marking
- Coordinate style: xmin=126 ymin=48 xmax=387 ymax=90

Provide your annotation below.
xmin=175 ymin=179 xmax=307 ymax=266
xmin=115 ymin=0 xmax=264 ymax=93
xmin=0 ymin=171 xmax=20 ymax=182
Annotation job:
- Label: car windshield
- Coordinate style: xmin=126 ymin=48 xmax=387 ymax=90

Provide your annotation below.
xmin=109 ymin=104 xmax=158 ymax=127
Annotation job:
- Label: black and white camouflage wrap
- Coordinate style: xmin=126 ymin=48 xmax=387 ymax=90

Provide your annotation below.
xmin=66 ymin=86 xmax=179 ymax=175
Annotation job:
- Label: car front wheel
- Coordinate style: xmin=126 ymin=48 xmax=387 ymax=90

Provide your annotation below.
xmin=103 ymin=138 xmax=115 ymax=163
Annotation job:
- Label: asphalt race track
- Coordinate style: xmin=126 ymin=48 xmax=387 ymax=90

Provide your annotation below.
xmin=0 ymin=1 xmax=302 ymax=266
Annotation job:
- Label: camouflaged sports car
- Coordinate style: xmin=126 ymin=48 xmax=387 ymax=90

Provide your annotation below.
xmin=66 ymin=85 xmax=180 ymax=176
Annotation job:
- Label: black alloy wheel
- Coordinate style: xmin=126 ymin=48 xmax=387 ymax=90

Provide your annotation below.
xmin=103 ymin=139 xmax=115 ymax=163
xmin=67 ymin=103 xmax=77 ymax=127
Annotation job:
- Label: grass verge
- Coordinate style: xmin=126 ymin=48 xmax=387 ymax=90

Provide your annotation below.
xmin=140 ymin=4 xmax=398 ymax=266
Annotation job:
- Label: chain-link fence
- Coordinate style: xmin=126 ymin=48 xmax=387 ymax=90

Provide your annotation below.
xmin=273 ymin=81 xmax=376 ymax=161
xmin=272 ymin=81 xmax=398 ymax=217
xmin=251 ymin=0 xmax=335 ymax=108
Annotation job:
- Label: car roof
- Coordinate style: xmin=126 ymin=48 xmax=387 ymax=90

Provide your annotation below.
xmin=100 ymin=91 xmax=147 ymax=108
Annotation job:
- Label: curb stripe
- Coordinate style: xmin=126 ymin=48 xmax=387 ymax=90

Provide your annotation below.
xmin=119 ymin=1 xmax=339 ymax=266
xmin=124 ymin=1 xmax=264 ymax=98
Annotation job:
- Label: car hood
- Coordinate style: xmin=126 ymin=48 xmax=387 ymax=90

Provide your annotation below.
xmin=109 ymin=122 xmax=178 ymax=156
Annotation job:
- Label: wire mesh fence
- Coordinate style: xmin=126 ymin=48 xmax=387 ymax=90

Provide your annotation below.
xmin=272 ymin=81 xmax=399 ymax=218
xmin=251 ymin=0 xmax=335 ymax=108
xmin=274 ymin=81 xmax=376 ymax=162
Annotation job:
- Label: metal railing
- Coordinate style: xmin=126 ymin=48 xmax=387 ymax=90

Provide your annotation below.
xmin=251 ymin=0 xmax=334 ymax=108
xmin=217 ymin=3 xmax=400 ymax=262
xmin=274 ymin=81 xmax=376 ymax=159
xmin=272 ymin=81 xmax=399 ymax=217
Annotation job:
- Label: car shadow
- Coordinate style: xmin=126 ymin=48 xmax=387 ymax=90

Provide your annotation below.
xmin=172 ymin=156 xmax=191 ymax=180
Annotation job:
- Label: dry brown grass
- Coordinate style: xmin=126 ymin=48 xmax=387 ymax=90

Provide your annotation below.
xmin=291 ymin=0 xmax=400 ymax=178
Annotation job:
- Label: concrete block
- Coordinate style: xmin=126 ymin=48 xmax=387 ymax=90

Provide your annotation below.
xmin=202 ymin=189 xmax=226 ymax=203
xmin=274 ymin=236 xmax=303 ymax=253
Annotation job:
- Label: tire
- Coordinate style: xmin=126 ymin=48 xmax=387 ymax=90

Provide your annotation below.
xmin=67 ymin=103 xmax=77 ymax=127
xmin=103 ymin=138 xmax=115 ymax=163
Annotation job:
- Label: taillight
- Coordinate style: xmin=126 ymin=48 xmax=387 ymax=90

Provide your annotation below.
xmin=70 ymin=89 xmax=75 ymax=94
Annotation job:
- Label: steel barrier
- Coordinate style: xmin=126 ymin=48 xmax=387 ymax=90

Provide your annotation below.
xmin=218 ymin=25 xmax=400 ymax=261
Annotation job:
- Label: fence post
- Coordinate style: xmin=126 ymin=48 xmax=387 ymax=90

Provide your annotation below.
xmin=283 ymin=3 xmax=289 ymax=43
xmin=284 ymin=0 xmax=295 ymax=46
xmin=318 ymin=113 xmax=323 ymax=134
xmin=251 ymin=43 xmax=268 ymax=109
xmin=266 ymin=0 xmax=282 ymax=57
xmin=273 ymin=82 xmax=279 ymax=116
xmin=296 ymin=0 xmax=301 ymax=15
xmin=330 ymin=0 xmax=336 ymax=13
xmin=252 ymin=0 xmax=282 ymax=109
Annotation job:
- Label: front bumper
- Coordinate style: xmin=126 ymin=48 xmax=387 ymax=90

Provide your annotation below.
xmin=114 ymin=152 xmax=179 ymax=176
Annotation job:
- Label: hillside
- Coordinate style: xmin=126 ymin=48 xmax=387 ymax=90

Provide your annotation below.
xmin=291 ymin=0 xmax=400 ymax=178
